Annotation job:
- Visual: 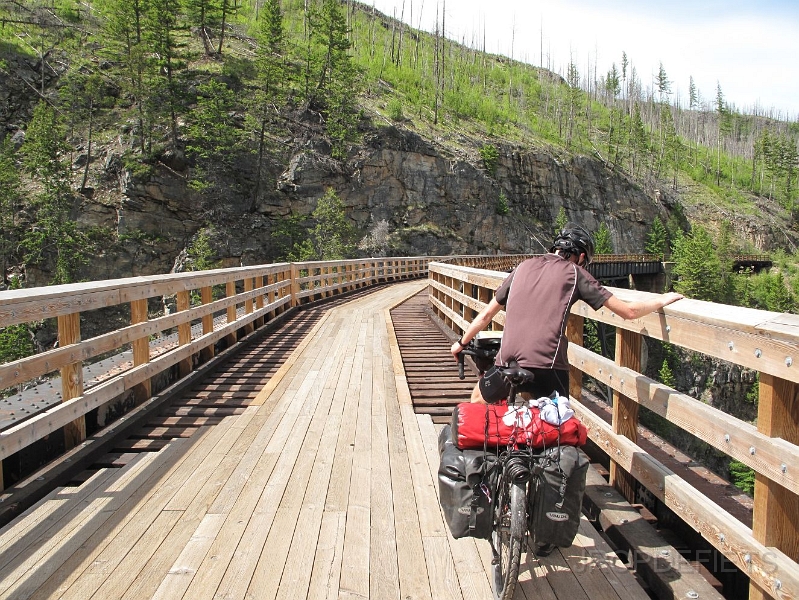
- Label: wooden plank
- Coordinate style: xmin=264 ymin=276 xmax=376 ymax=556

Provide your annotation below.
xmin=0 ymin=281 xmax=271 ymax=384
xmin=0 ymin=301 xmax=288 ymax=462
xmin=179 ymin=332 xmax=334 ymax=597
xmin=383 ymin=308 xmax=433 ymax=600
xmin=225 ymin=280 xmax=237 ymax=347
xmin=0 ymin=260 xmax=434 ymax=329
xmin=338 ymin=317 xmax=374 ymax=600
xmin=368 ymin=319 xmax=401 ymax=600
xmin=421 ymin=536 xmax=464 ymax=600
xmin=534 ymin=547 xmax=592 ymax=600
xmin=307 ymin=510 xmax=347 ymax=600
xmin=0 ymin=467 xmax=119 ymax=577
xmin=417 ymin=415 xmax=492 ymax=600
xmin=559 ymin=519 xmax=642 ymax=600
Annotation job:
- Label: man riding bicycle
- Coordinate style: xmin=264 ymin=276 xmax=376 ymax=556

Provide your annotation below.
xmin=450 ymin=223 xmax=683 ymax=403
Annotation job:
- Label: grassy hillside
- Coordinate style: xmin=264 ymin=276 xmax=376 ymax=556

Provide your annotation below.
xmin=1 ymin=0 xmax=798 ymax=280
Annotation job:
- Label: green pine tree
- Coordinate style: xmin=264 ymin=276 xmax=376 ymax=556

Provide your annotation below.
xmin=645 ymin=216 xmax=669 ymax=257
xmin=292 ymin=188 xmax=357 ymax=260
xmin=671 ymin=225 xmax=723 ymax=301
xmin=96 ymin=0 xmax=150 ymax=152
xmin=21 ymin=102 xmax=91 ymax=284
xmin=143 ymin=0 xmax=183 ymax=150
xmin=594 ymin=223 xmax=613 ymax=254
xmin=308 ymin=0 xmax=361 ymax=159
xmin=0 ymin=138 xmax=22 ymax=284
xmin=249 ymin=0 xmax=288 ymax=211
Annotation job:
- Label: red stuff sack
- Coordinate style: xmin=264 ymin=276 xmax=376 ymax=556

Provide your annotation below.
xmin=451 ymin=403 xmax=587 ymax=450
xmin=451 ymin=403 xmax=513 ymax=449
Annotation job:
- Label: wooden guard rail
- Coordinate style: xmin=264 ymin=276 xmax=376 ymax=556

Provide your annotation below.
xmin=429 ymin=261 xmax=799 ymax=600
xmin=0 ymin=257 xmax=431 ymax=487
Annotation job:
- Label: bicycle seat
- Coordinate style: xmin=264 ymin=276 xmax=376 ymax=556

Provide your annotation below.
xmin=499 ymin=362 xmax=535 ymax=386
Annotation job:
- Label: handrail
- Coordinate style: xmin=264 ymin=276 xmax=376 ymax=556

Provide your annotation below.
xmin=0 ymin=257 xmax=437 ymax=473
xmin=428 ymin=261 xmax=798 ymax=600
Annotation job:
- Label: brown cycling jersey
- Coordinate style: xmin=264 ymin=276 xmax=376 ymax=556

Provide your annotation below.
xmin=494 ymin=253 xmax=611 ymax=370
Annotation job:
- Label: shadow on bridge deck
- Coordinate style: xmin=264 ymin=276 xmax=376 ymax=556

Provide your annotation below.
xmin=0 ymin=281 xmax=649 ymax=600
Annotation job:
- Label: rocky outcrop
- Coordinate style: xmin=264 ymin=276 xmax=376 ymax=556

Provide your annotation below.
xmin=269 ymin=126 xmax=672 ymax=258
xmin=60 ymin=122 xmax=679 ymax=280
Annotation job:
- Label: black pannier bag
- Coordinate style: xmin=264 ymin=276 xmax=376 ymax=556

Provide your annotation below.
xmin=529 ymin=445 xmax=589 ymax=550
xmin=437 ymin=425 xmax=495 ymax=539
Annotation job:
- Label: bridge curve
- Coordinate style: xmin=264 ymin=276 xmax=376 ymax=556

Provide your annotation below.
xmin=0 ymin=254 xmax=793 ymax=600
xmin=0 ymin=279 xmax=647 ymax=600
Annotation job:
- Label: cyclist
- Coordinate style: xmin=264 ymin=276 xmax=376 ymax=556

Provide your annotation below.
xmin=450 ymin=223 xmax=683 ymax=403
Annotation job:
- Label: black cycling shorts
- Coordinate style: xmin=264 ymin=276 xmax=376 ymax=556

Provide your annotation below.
xmin=478 ymin=366 xmax=569 ymax=404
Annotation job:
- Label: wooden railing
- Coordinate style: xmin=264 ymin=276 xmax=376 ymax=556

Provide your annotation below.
xmin=429 ymin=261 xmax=799 ymax=600
xmin=0 ymin=257 xmax=432 ymax=488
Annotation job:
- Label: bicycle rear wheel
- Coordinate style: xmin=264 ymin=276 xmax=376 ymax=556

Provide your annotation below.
xmin=491 ymin=478 xmax=526 ymax=600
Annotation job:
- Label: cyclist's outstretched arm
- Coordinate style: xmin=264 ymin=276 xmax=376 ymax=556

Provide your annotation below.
xmin=449 ymin=297 xmax=503 ymax=360
xmin=603 ymin=291 xmax=683 ymax=321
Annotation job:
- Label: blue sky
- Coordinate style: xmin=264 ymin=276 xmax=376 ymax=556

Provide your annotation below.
xmin=364 ymin=0 xmax=799 ymax=119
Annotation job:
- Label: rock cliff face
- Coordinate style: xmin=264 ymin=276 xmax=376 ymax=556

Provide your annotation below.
xmin=68 ymin=124 xmax=678 ymax=280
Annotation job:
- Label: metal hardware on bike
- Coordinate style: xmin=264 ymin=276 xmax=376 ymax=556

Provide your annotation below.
xmin=504 ymin=455 xmax=531 ymax=483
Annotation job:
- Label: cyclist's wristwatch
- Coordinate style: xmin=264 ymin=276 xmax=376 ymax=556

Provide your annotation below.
xmin=456 ymin=339 xmax=467 ymax=349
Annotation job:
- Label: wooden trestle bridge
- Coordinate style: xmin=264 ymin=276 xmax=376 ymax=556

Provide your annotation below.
xmin=0 ymin=255 xmax=795 ymax=600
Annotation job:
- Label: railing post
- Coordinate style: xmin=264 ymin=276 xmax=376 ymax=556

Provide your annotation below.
xmin=290 ymin=263 xmax=300 ymax=307
xmin=177 ymin=290 xmax=192 ymax=378
xmin=566 ymin=314 xmax=584 ymax=402
xmin=610 ymin=328 xmax=641 ymax=503
xmin=244 ymin=277 xmax=255 ymax=335
xmin=464 ymin=281 xmax=475 ymax=326
xmin=750 ymin=374 xmax=799 ymax=600
xmin=200 ymin=286 xmax=215 ymax=362
xmin=267 ymin=273 xmax=277 ymax=319
xmin=58 ymin=312 xmax=85 ymax=450
xmin=130 ymin=298 xmax=151 ymax=404
xmin=254 ymin=275 xmax=265 ymax=328
xmin=225 ymin=280 xmax=237 ymax=347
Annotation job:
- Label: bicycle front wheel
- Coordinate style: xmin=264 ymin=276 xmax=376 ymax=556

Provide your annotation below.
xmin=491 ymin=479 xmax=526 ymax=600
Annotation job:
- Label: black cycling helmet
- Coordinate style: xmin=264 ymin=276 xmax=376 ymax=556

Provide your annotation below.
xmin=550 ymin=222 xmax=595 ymax=265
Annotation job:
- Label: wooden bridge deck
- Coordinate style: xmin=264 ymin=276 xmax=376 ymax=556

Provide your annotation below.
xmin=0 ymin=281 xmax=649 ymax=600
